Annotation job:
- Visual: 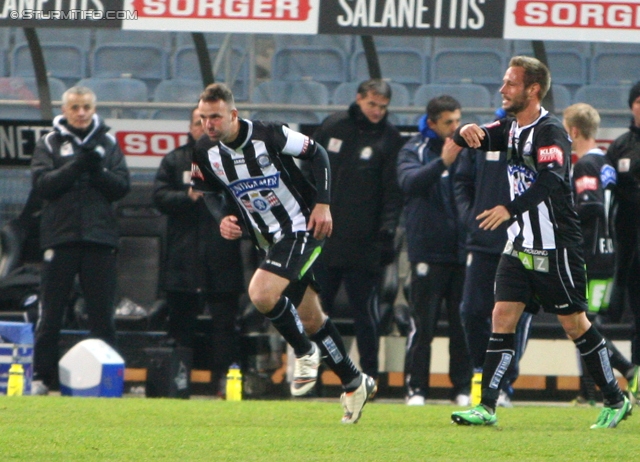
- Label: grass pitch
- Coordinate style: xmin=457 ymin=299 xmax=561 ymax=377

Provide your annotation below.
xmin=0 ymin=396 xmax=636 ymax=461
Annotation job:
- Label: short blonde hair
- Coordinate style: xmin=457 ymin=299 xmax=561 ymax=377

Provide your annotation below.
xmin=563 ymin=103 xmax=600 ymax=139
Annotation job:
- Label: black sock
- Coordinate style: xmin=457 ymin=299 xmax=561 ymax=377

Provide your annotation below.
xmin=265 ymin=296 xmax=312 ymax=357
xmin=604 ymin=338 xmax=634 ymax=376
xmin=480 ymin=333 xmax=514 ymax=412
xmin=310 ymin=318 xmax=360 ymax=390
xmin=574 ymin=325 xmax=623 ymax=406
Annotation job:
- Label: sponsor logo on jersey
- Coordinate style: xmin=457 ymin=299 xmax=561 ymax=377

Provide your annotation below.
xmin=212 ymin=161 xmax=226 ymax=176
xmin=537 ymin=145 xmax=564 ymax=165
xmin=600 ymin=164 xmax=617 ymax=188
xmin=508 ymin=164 xmax=536 ymax=195
xmin=575 ymin=176 xmax=598 ymax=195
xmin=233 ymin=158 xmax=246 ymax=165
xmin=229 ymin=172 xmax=280 ymax=197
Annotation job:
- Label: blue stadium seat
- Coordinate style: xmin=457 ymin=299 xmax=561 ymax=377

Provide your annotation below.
xmin=493 ymin=84 xmax=572 ymax=112
xmin=94 ymin=29 xmax=173 ymax=51
xmin=574 ymin=84 xmax=630 ymax=128
xmin=13 ymin=27 xmax=92 ymax=51
xmin=12 ymin=43 xmax=86 ymax=87
xmin=413 ymin=83 xmax=492 ymax=125
xmin=172 ymin=46 xmax=250 ymax=101
xmin=331 ymin=81 xmax=411 ymax=125
xmin=91 ymin=44 xmax=168 ymax=92
xmin=251 ymin=80 xmax=329 ymax=125
xmin=272 ymin=46 xmax=349 ymax=91
xmin=434 ymin=37 xmax=512 ymax=54
xmin=590 ymin=52 xmax=640 ymax=86
xmin=431 ymin=49 xmax=506 ymax=92
xmin=351 ymin=48 xmax=427 ymax=95
xmin=513 ymin=40 xmax=591 ymax=55
xmin=355 ymin=36 xmax=432 ymax=56
xmin=0 ymin=77 xmax=66 ymax=120
xmin=152 ymin=79 xmax=204 ymax=120
xmin=274 ymin=35 xmax=353 ymax=54
xmin=75 ymin=77 xmax=150 ymax=119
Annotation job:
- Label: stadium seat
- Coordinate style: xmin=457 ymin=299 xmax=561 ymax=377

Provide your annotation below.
xmin=590 ymin=51 xmax=640 ymax=86
xmin=355 ymin=36 xmax=432 ymax=56
xmin=434 ymin=37 xmax=512 ymax=57
xmin=272 ymin=46 xmax=349 ymax=91
xmin=351 ymin=48 xmax=427 ymax=95
xmin=493 ymin=84 xmax=572 ymax=113
xmin=11 ymin=43 xmax=86 ymax=88
xmin=172 ymin=46 xmax=250 ymax=101
xmin=94 ymin=29 xmax=173 ymax=51
xmin=91 ymin=44 xmax=168 ymax=92
xmin=431 ymin=49 xmax=506 ymax=91
xmin=251 ymin=80 xmax=329 ymax=125
xmin=13 ymin=28 xmax=92 ymax=51
xmin=75 ymin=77 xmax=150 ymax=119
xmin=573 ymin=84 xmax=630 ymax=128
xmin=274 ymin=34 xmax=353 ymax=54
xmin=414 ymin=83 xmax=492 ymax=124
xmin=0 ymin=76 xmax=66 ymax=120
xmin=331 ymin=81 xmax=411 ymax=125
xmin=151 ymin=79 xmax=204 ymax=120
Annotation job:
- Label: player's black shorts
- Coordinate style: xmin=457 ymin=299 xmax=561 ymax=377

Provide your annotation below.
xmin=495 ymin=241 xmax=588 ymax=315
xmin=260 ymin=231 xmax=323 ymax=306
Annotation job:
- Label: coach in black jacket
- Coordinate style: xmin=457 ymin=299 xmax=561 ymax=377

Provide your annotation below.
xmin=30 ymin=86 xmax=130 ymax=394
xmin=153 ymin=107 xmax=244 ymax=392
xmin=313 ymin=79 xmax=404 ymax=380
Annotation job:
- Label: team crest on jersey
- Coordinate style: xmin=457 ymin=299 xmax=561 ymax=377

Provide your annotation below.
xmin=256 ymin=154 xmax=272 ymax=168
xmin=537 ymin=145 xmax=564 ymax=166
xmin=600 ymin=164 xmax=617 ymax=188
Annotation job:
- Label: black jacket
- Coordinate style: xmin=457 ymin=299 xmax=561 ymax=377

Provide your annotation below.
xmin=454 ymin=149 xmax=510 ymax=255
xmin=397 ymin=131 xmax=466 ymax=264
xmin=313 ymin=103 xmax=404 ymax=269
xmin=153 ymin=136 xmax=244 ymax=293
xmin=31 ymin=114 xmax=130 ymax=249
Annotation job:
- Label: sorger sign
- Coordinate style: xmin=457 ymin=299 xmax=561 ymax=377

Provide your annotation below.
xmin=504 ymin=0 xmax=640 ymax=42
xmin=122 ymin=0 xmax=319 ymax=33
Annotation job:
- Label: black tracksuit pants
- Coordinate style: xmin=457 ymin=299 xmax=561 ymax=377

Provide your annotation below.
xmin=404 ymin=262 xmax=472 ymax=399
xmin=34 ymin=243 xmax=117 ymax=387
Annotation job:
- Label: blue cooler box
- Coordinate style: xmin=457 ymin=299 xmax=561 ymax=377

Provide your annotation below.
xmin=59 ymin=339 xmax=125 ymax=397
xmin=0 ymin=321 xmax=34 ymax=396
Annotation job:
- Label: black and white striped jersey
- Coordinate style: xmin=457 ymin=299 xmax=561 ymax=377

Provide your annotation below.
xmin=191 ymin=118 xmax=327 ymax=250
xmin=454 ymin=109 xmax=583 ymax=250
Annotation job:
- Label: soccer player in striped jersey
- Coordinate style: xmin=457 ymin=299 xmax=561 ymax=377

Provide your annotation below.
xmin=451 ymin=56 xmax=631 ymax=429
xmin=191 ymin=83 xmax=375 ymax=424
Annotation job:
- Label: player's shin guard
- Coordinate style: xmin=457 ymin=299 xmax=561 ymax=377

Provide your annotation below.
xmin=575 ymin=325 xmax=625 ymax=405
xmin=265 ymin=296 xmax=313 ymax=357
xmin=310 ymin=318 xmax=361 ymax=390
xmin=480 ymin=333 xmax=515 ymax=411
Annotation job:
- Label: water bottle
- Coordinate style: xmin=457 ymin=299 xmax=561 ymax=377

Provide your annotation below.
xmin=471 ymin=368 xmax=482 ymax=406
xmin=7 ymin=363 xmax=25 ymax=397
xmin=225 ymin=363 xmax=242 ymax=401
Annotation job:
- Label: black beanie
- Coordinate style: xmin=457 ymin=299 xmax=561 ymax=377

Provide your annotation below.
xmin=629 ymin=81 xmax=640 ymax=108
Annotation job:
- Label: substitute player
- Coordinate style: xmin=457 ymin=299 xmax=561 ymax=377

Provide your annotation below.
xmin=191 ymin=83 xmax=376 ymax=424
